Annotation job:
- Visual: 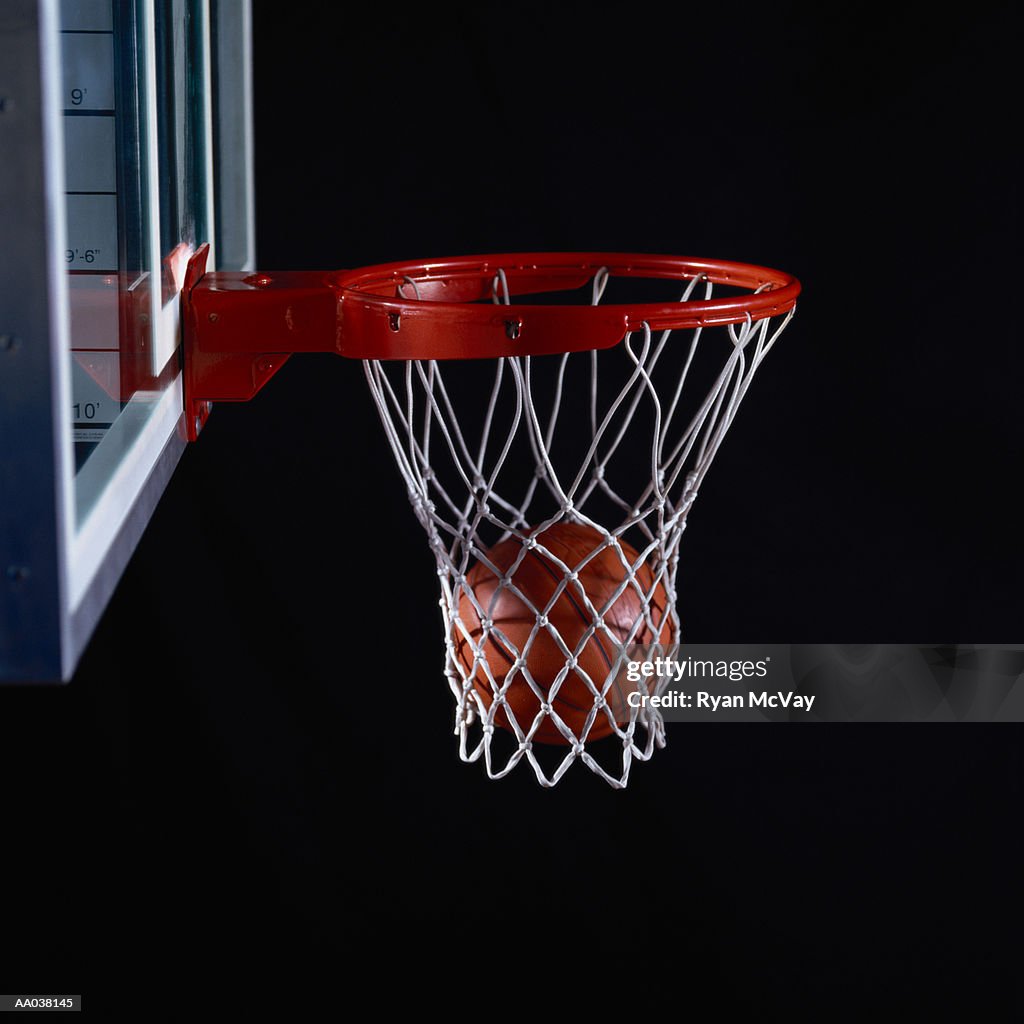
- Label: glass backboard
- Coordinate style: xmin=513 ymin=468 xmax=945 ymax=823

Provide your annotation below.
xmin=0 ymin=0 xmax=253 ymax=680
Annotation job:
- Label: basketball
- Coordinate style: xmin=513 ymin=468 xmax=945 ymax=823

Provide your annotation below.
xmin=453 ymin=521 xmax=673 ymax=745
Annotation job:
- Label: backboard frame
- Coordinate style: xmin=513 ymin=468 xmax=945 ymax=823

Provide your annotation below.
xmin=0 ymin=0 xmax=253 ymax=682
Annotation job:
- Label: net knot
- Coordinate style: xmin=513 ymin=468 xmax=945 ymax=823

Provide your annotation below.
xmin=410 ymin=490 xmax=435 ymax=516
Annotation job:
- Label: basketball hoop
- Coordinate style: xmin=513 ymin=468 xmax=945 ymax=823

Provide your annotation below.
xmin=356 ymin=254 xmax=799 ymax=787
xmin=183 ymin=250 xmax=800 ymax=787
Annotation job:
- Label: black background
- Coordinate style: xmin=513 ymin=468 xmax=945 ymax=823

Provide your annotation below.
xmin=2 ymin=1 xmax=1020 ymax=1012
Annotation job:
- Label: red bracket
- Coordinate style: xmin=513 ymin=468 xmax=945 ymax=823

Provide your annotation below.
xmin=182 ymin=244 xmax=342 ymax=440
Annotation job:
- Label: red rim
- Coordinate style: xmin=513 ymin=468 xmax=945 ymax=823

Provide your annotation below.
xmin=332 ymin=253 xmax=800 ymax=360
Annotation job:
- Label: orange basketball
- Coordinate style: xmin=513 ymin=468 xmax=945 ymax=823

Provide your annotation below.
xmin=453 ymin=521 xmax=673 ymax=745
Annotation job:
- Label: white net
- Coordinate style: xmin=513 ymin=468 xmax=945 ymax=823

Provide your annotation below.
xmin=364 ymin=266 xmax=794 ymax=787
